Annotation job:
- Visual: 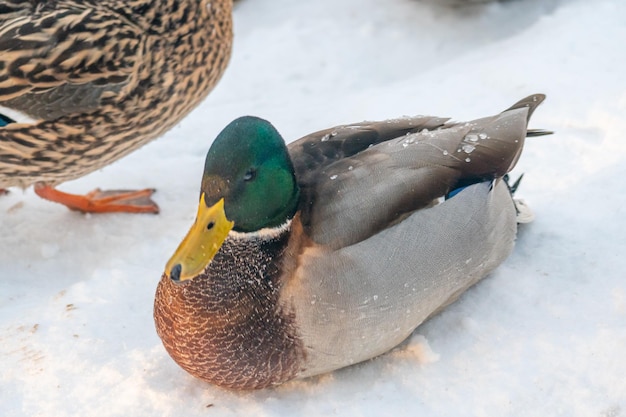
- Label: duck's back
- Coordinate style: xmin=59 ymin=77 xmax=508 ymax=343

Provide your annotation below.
xmin=288 ymin=96 xmax=541 ymax=250
xmin=0 ymin=0 xmax=233 ymax=188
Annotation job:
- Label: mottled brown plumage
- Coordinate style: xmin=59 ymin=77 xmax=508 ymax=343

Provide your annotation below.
xmin=0 ymin=0 xmax=232 ymax=211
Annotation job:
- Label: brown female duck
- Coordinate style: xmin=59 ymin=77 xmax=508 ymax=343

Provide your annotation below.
xmin=0 ymin=0 xmax=232 ymax=213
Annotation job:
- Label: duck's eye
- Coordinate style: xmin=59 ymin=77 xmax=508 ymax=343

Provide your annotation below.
xmin=207 ymin=221 xmax=215 ymax=230
xmin=243 ymin=168 xmax=256 ymax=182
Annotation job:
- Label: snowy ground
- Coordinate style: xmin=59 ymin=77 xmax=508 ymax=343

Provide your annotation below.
xmin=1 ymin=0 xmax=625 ymax=415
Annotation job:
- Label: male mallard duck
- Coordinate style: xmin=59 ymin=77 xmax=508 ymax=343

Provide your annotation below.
xmin=154 ymin=94 xmax=548 ymax=389
xmin=0 ymin=0 xmax=232 ymax=213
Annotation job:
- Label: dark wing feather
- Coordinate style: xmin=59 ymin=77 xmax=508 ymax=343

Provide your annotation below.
xmin=288 ymin=116 xmax=450 ymax=242
xmin=288 ymin=116 xmax=450 ymax=179
xmin=290 ymin=94 xmax=546 ymax=249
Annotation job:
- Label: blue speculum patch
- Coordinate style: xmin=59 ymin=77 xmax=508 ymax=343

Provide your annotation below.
xmin=0 ymin=112 xmax=15 ymax=126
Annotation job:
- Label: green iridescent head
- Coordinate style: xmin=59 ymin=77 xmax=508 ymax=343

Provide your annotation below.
xmin=200 ymin=116 xmax=300 ymax=232
xmin=166 ymin=116 xmax=300 ymax=282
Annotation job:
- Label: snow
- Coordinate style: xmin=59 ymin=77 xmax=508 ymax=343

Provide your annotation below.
xmin=1 ymin=0 xmax=625 ymax=415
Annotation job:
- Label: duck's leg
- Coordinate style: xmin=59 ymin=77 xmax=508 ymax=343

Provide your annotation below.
xmin=34 ymin=183 xmax=159 ymax=214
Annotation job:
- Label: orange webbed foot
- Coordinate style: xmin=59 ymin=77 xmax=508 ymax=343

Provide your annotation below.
xmin=34 ymin=183 xmax=159 ymax=214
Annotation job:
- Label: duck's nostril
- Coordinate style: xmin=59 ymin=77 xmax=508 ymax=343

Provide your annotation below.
xmin=169 ymin=264 xmax=182 ymax=281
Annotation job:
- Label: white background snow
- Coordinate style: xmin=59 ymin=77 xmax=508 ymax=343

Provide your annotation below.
xmin=1 ymin=0 xmax=625 ymax=415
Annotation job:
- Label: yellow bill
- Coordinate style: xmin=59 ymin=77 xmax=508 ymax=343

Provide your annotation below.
xmin=165 ymin=195 xmax=234 ymax=282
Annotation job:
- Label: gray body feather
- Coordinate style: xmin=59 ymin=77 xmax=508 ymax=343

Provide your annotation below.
xmin=280 ymin=95 xmax=543 ymax=376
xmin=285 ymin=178 xmax=515 ymax=377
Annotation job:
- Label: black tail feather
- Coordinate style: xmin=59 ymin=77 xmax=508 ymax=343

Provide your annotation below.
xmin=503 ymin=173 xmax=525 ymax=195
xmin=527 ymin=129 xmax=553 ymax=137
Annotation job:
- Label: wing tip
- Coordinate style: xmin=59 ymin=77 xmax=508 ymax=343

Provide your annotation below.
xmin=504 ymin=94 xmax=547 ymax=122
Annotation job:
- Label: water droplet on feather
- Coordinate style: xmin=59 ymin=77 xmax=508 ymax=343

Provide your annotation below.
xmin=462 ymin=144 xmax=475 ymax=154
